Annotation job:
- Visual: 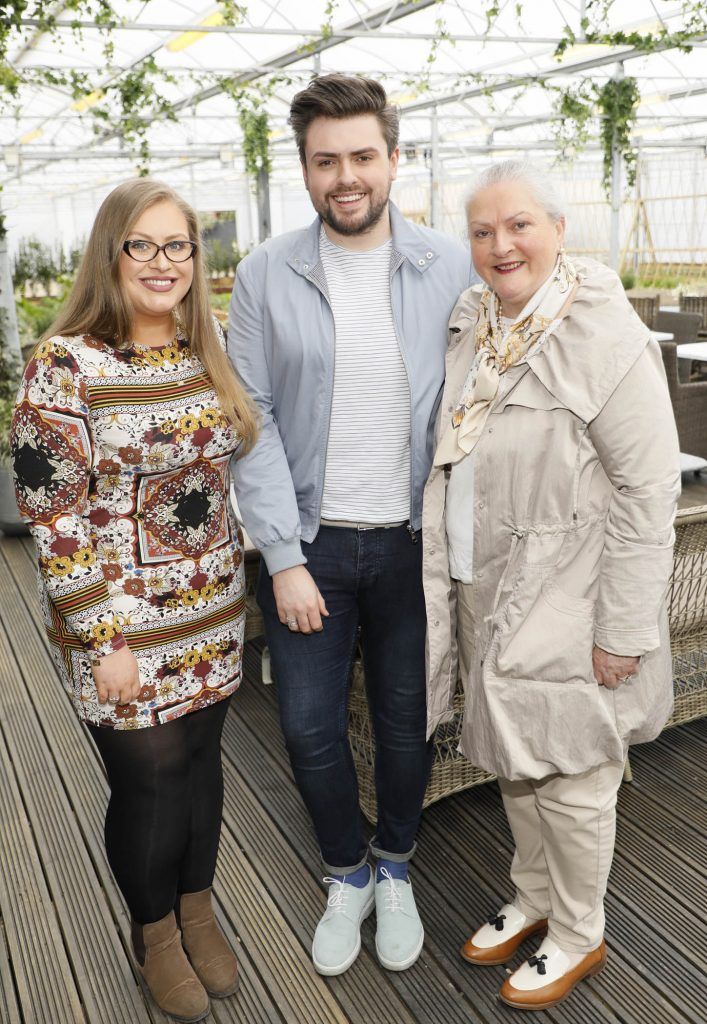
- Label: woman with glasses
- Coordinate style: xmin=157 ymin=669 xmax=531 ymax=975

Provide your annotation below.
xmin=11 ymin=179 xmax=259 ymax=1023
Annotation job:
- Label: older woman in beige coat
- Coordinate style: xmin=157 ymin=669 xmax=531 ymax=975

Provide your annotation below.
xmin=423 ymin=159 xmax=681 ymax=1011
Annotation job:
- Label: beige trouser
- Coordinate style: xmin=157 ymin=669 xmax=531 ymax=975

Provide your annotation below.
xmin=455 ymin=581 xmax=624 ymax=953
xmin=499 ymin=761 xmax=624 ymax=953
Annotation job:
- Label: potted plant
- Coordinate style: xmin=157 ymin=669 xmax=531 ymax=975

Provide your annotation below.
xmin=0 ymin=308 xmax=28 ymax=536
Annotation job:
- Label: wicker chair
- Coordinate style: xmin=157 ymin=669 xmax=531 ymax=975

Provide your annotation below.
xmin=653 ymin=312 xmax=702 ymax=384
xmin=654 ymin=310 xmax=702 ymax=346
xmin=665 ymin=505 xmax=707 ymax=729
xmin=628 ymin=294 xmax=660 ymax=329
xmin=679 ymin=295 xmax=707 ymax=336
xmin=657 ymin=341 xmax=707 ymax=460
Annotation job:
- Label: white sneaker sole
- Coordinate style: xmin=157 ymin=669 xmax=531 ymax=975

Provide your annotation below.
xmin=312 ymin=895 xmax=375 ymax=976
xmin=376 ymin=926 xmax=425 ymax=972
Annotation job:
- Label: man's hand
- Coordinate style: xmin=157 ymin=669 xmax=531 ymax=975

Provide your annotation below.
xmin=592 ymin=645 xmax=640 ymax=690
xmin=272 ymin=565 xmax=329 ymax=634
xmin=92 ymin=645 xmax=141 ymax=706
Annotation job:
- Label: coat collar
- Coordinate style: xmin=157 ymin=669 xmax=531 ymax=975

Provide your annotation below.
xmin=528 ymin=257 xmax=650 ymax=423
xmin=286 ymin=201 xmax=440 ymax=276
xmin=444 ymin=258 xmax=651 ymax=423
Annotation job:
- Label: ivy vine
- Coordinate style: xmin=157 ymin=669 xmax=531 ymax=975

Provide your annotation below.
xmin=0 ymin=1 xmax=119 ymax=68
xmin=554 ymin=0 xmax=707 ymax=59
xmin=550 ymin=81 xmax=595 ymax=158
xmin=220 ymin=77 xmax=293 ymax=180
xmin=596 ymin=75 xmax=640 ymax=193
xmin=320 ymin=0 xmax=339 ymax=42
xmin=238 ymin=105 xmax=271 ymax=178
xmin=1 ymin=0 xmax=706 ymax=185
xmin=87 ymin=56 xmax=178 ymax=174
xmin=1 ymin=1 xmax=244 ymax=170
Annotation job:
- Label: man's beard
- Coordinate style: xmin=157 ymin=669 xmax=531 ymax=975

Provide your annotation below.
xmin=315 ymin=184 xmax=391 ymax=237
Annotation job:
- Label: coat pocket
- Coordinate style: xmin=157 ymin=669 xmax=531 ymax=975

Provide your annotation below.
xmin=494 ymin=578 xmax=595 ymax=685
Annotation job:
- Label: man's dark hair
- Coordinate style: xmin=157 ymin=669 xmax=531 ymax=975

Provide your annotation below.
xmin=289 ymin=74 xmax=400 ymax=163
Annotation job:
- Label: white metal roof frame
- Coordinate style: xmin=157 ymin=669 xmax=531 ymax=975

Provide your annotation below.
xmin=2 ymin=1 xmax=706 ymax=215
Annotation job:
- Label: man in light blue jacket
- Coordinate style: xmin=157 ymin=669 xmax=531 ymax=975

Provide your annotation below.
xmin=228 ymin=74 xmax=474 ymax=977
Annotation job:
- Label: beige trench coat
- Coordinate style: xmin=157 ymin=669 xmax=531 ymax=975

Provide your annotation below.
xmin=422 ymin=258 xmax=681 ymax=781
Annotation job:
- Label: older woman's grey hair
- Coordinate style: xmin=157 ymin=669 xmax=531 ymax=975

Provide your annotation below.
xmin=465 ymin=159 xmax=566 ymax=224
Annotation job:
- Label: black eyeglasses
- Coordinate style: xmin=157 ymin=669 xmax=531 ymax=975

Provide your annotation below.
xmin=122 ymin=239 xmax=198 ymax=263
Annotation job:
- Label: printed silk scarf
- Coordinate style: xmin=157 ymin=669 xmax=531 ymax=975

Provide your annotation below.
xmin=433 ymin=251 xmax=579 ymax=467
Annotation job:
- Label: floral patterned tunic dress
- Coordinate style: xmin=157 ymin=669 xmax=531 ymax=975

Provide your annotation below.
xmin=11 ymin=331 xmax=246 ymax=729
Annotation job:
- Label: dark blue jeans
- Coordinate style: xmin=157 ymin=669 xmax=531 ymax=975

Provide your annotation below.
xmin=257 ymin=524 xmax=432 ymax=874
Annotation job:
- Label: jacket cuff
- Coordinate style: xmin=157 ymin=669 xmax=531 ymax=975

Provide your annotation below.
xmin=594 ymin=625 xmax=660 ymax=658
xmin=260 ymin=538 xmax=307 ymax=576
xmin=82 ymin=628 xmax=127 ymax=658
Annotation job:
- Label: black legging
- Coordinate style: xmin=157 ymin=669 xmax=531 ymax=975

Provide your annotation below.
xmin=87 ymin=697 xmax=231 ymax=924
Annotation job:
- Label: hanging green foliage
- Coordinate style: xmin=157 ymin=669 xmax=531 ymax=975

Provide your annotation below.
xmin=596 ymin=75 xmax=640 ymax=194
xmin=552 ymin=83 xmax=595 ymax=158
xmin=543 ymin=74 xmax=641 ymax=197
xmin=239 ymin=106 xmax=271 ymax=178
xmin=221 ymin=76 xmax=292 ymax=180
xmin=87 ymin=56 xmax=178 ymax=174
xmin=1 ymin=1 xmax=245 ymax=169
xmin=217 ymin=1 xmax=248 ymax=23
xmin=1 ymin=0 xmax=706 ymax=188
xmin=0 ymin=1 xmax=119 ymax=67
xmin=555 ymin=0 xmax=707 ymax=60
xmin=320 ymin=0 xmax=339 ymax=42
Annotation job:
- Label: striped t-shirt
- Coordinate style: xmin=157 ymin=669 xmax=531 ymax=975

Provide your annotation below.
xmin=319 ymin=227 xmax=411 ymax=522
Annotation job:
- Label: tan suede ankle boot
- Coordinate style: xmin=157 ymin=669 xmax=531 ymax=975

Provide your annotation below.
xmin=132 ymin=911 xmax=209 ymax=1022
xmin=178 ymin=888 xmax=239 ymax=998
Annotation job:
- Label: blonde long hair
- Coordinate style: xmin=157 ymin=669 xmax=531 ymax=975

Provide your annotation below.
xmin=44 ymin=178 xmax=259 ymax=454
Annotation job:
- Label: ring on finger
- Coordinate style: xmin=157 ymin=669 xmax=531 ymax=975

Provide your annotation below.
xmin=107 ymin=694 xmax=120 ymax=704
xmin=618 ymin=674 xmax=632 ymax=684
xmin=286 ymin=617 xmax=299 ymax=630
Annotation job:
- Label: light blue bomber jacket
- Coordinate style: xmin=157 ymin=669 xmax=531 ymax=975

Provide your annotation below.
xmin=228 ymin=202 xmax=476 ymax=574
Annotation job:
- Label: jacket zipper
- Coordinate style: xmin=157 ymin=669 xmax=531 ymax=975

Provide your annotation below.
xmin=572 ymin=423 xmax=588 ymax=522
xmin=389 ymin=249 xmax=415 ymax=539
xmin=304 ymin=266 xmax=336 ymax=523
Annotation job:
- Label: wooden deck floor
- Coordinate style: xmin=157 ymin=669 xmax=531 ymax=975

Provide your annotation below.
xmin=1 ymin=532 xmax=706 ymax=1024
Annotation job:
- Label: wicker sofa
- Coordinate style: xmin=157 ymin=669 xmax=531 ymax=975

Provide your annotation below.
xmin=243 ymin=507 xmax=707 ymax=823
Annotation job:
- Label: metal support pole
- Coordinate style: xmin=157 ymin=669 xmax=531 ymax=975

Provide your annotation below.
xmin=633 ymin=146 xmax=641 ymax=276
xmin=189 ymin=160 xmax=196 ymax=209
xmin=608 ymin=64 xmax=624 ymax=272
xmin=430 ymin=105 xmax=440 ymax=229
xmin=256 ymin=165 xmax=271 ymax=242
xmin=0 ymin=220 xmax=22 ymax=365
xmin=242 ymin=175 xmax=254 ymax=250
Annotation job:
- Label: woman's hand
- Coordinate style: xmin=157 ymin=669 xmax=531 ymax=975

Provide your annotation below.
xmin=92 ymin=646 xmax=141 ymax=706
xmin=592 ymin=645 xmax=640 ymax=689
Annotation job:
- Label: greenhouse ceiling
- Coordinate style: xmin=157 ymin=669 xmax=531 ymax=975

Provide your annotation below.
xmin=1 ymin=0 xmax=706 ymax=214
